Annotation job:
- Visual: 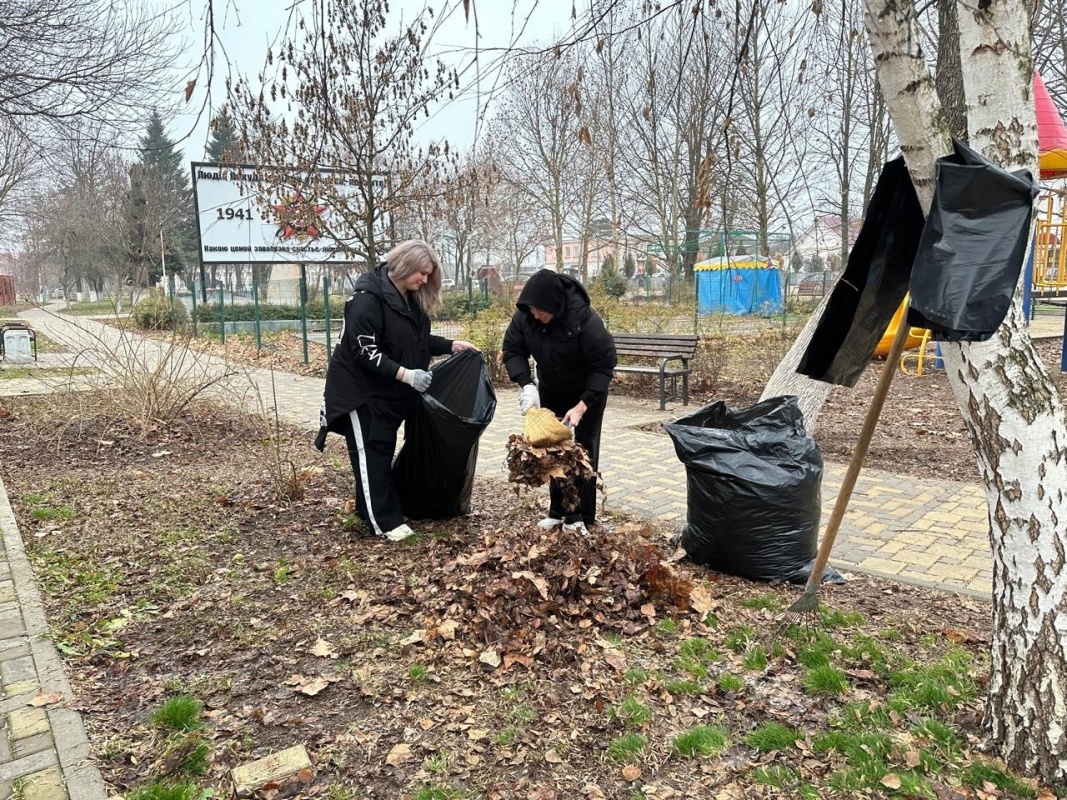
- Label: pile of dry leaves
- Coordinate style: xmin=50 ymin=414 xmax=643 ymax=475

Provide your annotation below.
xmin=381 ymin=521 xmax=704 ymax=671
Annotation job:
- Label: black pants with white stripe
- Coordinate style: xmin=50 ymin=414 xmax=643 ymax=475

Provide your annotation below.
xmin=337 ymin=406 xmax=404 ymax=536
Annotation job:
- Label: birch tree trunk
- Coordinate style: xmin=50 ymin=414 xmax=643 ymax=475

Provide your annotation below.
xmin=864 ymin=0 xmax=1067 ymax=783
xmin=758 ymin=294 xmax=834 ymax=432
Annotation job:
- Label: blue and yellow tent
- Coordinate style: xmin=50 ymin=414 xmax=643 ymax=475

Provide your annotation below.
xmin=694 ymin=256 xmax=784 ymax=315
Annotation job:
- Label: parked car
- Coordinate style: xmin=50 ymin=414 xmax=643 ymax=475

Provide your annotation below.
xmin=441 ymin=278 xmax=456 ymax=289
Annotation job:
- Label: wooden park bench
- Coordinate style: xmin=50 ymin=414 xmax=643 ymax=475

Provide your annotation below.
xmin=612 ymin=332 xmax=699 ymax=410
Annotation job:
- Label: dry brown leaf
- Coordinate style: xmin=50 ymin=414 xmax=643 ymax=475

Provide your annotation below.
xmin=689 ymin=583 xmax=715 ymax=614
xmin=544 ymin=749 xmax=563 ymax=763
xmin=513 ymin=570 xmax=550 ymax=600
xmin=28 ymin=692 xmax=63 ymax=707
xmin=386 ymin=742 xmax=413 ymax=767
xmin=604 ymin=650 xmax=627 ymax=673
xmin=479 ymin=648 xmax=501 ymax=669
xmin=621 ymin=765 xmax=641 ymax=781
xmin=880 ymin=774 xmax=902 ymax=789
xmin=436 ymin=619 xmax=459 ymax=640
xmin=309 ymin=638 xmax=338 ymax=658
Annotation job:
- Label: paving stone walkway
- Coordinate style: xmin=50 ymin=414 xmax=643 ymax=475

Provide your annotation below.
xmin=0 ymin=302 xmax=1062 ymax=796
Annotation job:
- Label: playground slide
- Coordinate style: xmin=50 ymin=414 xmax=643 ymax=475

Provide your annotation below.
xmin=873 ymin=299 xmax=926 ymax=357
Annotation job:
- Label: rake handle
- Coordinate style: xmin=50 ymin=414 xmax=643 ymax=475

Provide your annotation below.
xmin=803 ymin=315 xmax=915 ymax=594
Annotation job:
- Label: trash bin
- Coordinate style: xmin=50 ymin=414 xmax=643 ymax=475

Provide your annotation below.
xmin=2 ymin=327 xmax=33 ymax=364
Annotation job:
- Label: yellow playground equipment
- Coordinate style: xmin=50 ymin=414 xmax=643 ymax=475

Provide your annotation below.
xmin=873 ymin=297 xmax=925 ymax=358
xmin=1033 ymin=193 xmax=1067 ymax=294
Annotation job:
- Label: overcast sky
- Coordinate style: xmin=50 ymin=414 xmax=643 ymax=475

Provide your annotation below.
xmin=171 ymin=0 xmax=561 ymax=163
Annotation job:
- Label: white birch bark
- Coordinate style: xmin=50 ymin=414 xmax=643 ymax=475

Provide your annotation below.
xmin=954 ymin=1 xmax=1067 ymax=781
xmin=863 ymin=0 xmax=1067 ymax=782
xmin=758 ymin=294 xmax=834 ymax=432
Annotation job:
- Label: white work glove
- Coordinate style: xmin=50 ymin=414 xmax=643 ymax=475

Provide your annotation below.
xmin=400 ymin=368 xmax=433 ymax=393
xmin=519 ymin=384 xmax=540 ymax=415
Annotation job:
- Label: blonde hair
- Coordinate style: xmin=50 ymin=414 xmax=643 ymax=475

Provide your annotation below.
xmin=384 ymin=240 xmax=443 ymax=314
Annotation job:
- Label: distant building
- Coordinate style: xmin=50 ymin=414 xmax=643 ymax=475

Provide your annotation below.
xmin=793 ymin=215 xmax=863 ymax=269
xmin=542 ymin=237 xmax=646 ymax=281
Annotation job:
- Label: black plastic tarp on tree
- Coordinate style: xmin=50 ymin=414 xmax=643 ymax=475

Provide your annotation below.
xmin=393 ymin=350 xmax=496 ymax=519
xmin=797 ymin=156 xmax=925 ymax=387
xmin=663 ymin=396 xmax=839 ymax=584
xmin=906 ymin=139 xmax=1039 ymax=341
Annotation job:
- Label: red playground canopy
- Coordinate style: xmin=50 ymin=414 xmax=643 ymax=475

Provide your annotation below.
xmin=1036 ymin=70 xmax=1067 ymax=179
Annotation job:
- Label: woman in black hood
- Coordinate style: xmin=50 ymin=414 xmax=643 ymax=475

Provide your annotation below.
xmin=316 ymin=240 xmax=478 ymax=542
xmin=502 ymin=269 xmax=617 ymax=534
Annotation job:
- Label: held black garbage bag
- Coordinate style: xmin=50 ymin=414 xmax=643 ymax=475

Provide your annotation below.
xmin=906 ymin=139 xmax=1039 ymax=342
xmin=663 ymin=396 xmax=839 ymax=585
xmin=392 ymin=349 xmax=497 ymax=519
xmin=797 ymin=156 xmax=925 ymax=387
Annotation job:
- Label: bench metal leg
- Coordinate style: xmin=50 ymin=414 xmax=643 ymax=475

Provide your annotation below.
xmin=659 ymin=376 xmax=666 ymax=411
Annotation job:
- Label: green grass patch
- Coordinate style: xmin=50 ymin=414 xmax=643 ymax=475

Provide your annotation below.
xmin=741 ymin=594 xmax=781 ymax=611
xmin=723 ymin=625 xmax=754 ymax=652
xmin=411 ymin=785 xmax=465 ymax=800
xmin=910 ymin=718 xmax=961 ymax=759
xmin=408 ymin=664 xmax=430 ymax=684
xmin=818 ymin=606 xmax=865 ymax=628
xmin=841 ymin=634 xmax=891 ymax=673
xmin=662 ymin=678 xmax=701 ymax=696
xmin=623 ymin=667 xmax=648 ymax=685
xmin=654 ymin=618 xmax=679 ymax=637
xmin=65 ymin=299 xmax=127 ymax=316
xmin=671 ymin=724 xmax=728 ymax=758
xmin=29 ymin=503 xmax=75 ymax=522
xmin=126 ymin=783 xmax=198 ymax=800
xmin=801 ymin=664 xmax=849 ymax=697
xmin=962 ymin=762 xmax=1036 ymax=798
xmin=751 ymin=764 xmax=799 ymax=788
xmin=674 ymin=637 xmax=719 ymax=677
xmin=151 ymin=696 xmax=203 ymax=732
xmin=746 ymin=721 xmax=797 ymax=752
xmin=887 ymin=649 xmax=975 ymax=712
xmin=611 ymin=695 xmax=653 ymax=728
xmin=717 ymin=674 xmax=744 ymax=692
xmin=493 ymin=726 xmax=518 ymax=746
xmin=744 ymin=647 xmax=768 ymax=670
xmin=34 ymin=549 xmax=118 ymax=606
xmin=606 ymin=733 xmax=647 ymax=763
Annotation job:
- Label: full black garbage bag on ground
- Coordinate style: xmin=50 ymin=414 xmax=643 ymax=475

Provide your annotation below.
xmin=906 ymin=139 xmax=1039 ymax=341
xmin=393 ymin=350 xmax=496 ymax=519
xmin=797 ymin=156 xmax=925 ymax=387
xmin=663 ymin=396 xmax=838 ymax=584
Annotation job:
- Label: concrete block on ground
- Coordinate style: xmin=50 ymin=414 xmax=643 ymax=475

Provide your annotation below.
xmin=230 ymin=744 xmax=314 ymax=798
xmin=7 ymin=708 xmax=48 ymax=741
xmin=15 ymin=767 xmax=65 ymax=800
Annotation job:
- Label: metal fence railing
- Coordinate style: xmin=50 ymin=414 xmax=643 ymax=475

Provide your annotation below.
xmin=144 ymin=264 xmax=838 ymax=368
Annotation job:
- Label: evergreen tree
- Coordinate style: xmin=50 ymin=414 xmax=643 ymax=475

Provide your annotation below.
xmin=623 ymin=253 xmax=636 ymax=279
xmin=205 ymin=110 xmax=241 ymax=164
xmin=129 ymin=110 xmax=195 ymax=281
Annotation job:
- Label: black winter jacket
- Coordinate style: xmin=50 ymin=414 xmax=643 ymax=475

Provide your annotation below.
xmin=502 ymin=272 xmax=617 ymax=409
xmin=320 ymin=265 xmax=452 ymax=430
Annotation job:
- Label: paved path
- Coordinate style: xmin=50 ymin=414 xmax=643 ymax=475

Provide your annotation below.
xmin=0 ymin=303 xmax=1062 ymax=797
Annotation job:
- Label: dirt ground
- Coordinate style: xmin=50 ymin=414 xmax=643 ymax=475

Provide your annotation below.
xmin=0 ymin=402 xmax=1005 ymax=798
xmin=2 ymin=320 xmax=1064 ymax=797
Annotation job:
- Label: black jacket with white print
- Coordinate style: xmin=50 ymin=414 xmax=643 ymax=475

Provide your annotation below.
xmin=319 ymin=264 xmax=452 ymax=438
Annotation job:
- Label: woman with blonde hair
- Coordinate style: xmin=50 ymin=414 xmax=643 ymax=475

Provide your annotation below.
xmin=316 ymin=240 xmax=478 ymax=541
